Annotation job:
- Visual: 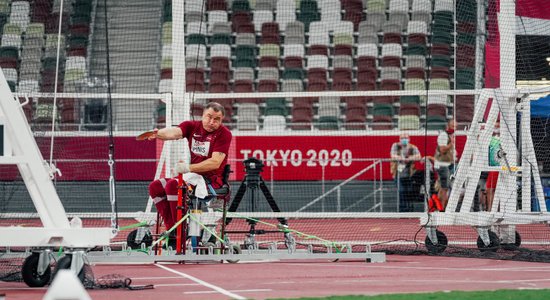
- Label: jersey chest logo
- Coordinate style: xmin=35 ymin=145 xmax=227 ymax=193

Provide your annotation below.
xmin=191 ymin=138 xmax=210 ymax=156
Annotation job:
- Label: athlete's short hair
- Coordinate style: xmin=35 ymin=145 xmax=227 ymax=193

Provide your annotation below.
xmin=205 ymin=102 xmax=225 ymax=117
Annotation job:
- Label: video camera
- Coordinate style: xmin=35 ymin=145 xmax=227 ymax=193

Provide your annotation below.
xmin=243 ymin=157 xmax=264 ymax=187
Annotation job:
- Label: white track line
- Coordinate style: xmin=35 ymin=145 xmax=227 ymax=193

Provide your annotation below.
xmin=285 ymin=263 xmax=550 ymax=272
xmin=155 ymin=263 xmax=246 ymax=299
xmin=184 ymin=289 xmax=272 ymax=295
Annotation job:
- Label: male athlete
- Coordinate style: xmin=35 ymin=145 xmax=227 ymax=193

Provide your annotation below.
xmin=147 ymin=102 xmax=232 ymax=231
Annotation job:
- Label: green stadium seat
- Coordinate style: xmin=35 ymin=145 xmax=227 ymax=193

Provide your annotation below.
xmin=0 ymin=46 xmax=19 ymax=59
xmin=265 ymin=98 xmax=287 ymax=109
xmin=297 ymin=12 xmax=320 ymax=32
xmin=431 ymin=31 xmax=452 ymax=45
xmin=457 ymin=0 xmax=477 ymax=22
xmin=457 ymin=33 xmax=476 ymax=45
xmin=282 ymin=68 xmax=304 ymax=80
xmin=265 ymin=106 xmax=287 ymax=116
xmin=210 ymin=33 xmax=231 ymax=45
xmin=317 ymin=116 xmax=339 ymax=130
xmin=68 ymin=36 xmax=88 ymax=48
xmin=186 ymin=34 xmax=207 ymax=45
xmin=235 ymin=45 xmax=256 ymax=59
xmin=426 ymin=115 xmax=447 ymax=130
xmin=7 ymin=80 xmax=16 ymax=92
xmin=431 ymin=55 xmax=451 ymax=68
xmin=456 ymin=68 xmax=476 ymax=89
xmin=400 ymin=96 xmax=421 ymax=105
xmin=300 ymin=0 xmax=319 ymax=13
xmin=406 ymin=44 xmax=427 ymax=56
xmin=373 ymin=103 xmax=394 ymax=117
xmin=233 ymin=57 xmax=256 ymax=68
xmin=231 ymin=0 xmax=250 ymax=12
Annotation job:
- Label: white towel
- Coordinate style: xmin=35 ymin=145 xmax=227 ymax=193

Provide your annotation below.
xmin=182 ymin=172 xmax=208 ymax=199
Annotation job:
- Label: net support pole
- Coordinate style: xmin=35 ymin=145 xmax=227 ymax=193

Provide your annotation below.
xmin=496 ymin=0 xmax=519 ymax=213
xmin=0 ymin=70 xmax=111 ymax=247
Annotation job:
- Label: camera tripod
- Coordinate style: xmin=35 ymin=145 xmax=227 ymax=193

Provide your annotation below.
xmin=224 ymin=158 xmax=294 ymax=250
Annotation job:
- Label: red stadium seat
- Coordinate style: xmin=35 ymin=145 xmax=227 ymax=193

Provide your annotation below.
xmin=259 ymin=56 xmax=279 ymax=68
xmin=344 ymin=10 xmax=363 ymax=31
xmin=345 ymin=106 xmax=367 ymax=129
xmin=405 ymin=67 xmax=425 ymax=79
xmin=208 ymin=0 xmax=227 ymax=10
xmin=291 ymin=106 xmax=313 ymax=130
xmin=334 ymin=44 xmax=353 ymax=56
xmin=210 ymin=68 xmax=230 ymax=83
xmin=257 ymin=80 xmax=278 ymax=92
xmin=426 ymin=103 xmax=447 ymax=117
xmin=210 ymin=57 xmax=230 ymax=70
xmin=399 ymin=103 xmax=421 ymax=116
xmin=283 ymin=57 xmax=303 ymax=69
xmin=371 ymin=115 xmax=393 ymax=130
xmin=209 ymin=81 xmax=230 ymax=93
xmin=161 ymin=68 xmax=173 ymax=79
xmin=430 ymin=67 xmax=450 ymax=79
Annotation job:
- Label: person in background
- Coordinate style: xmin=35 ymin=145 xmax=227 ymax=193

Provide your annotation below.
xmin=391 ymin=132 xmax=422 ymax=212
xmin=434 ymin=119 xmax=456 ymax=211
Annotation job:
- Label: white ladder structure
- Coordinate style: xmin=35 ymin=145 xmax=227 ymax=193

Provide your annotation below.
xmin=0 ymin=69 xmax=112 ymax=286
xmin=422 ymin=0 xmax=550 ymax=252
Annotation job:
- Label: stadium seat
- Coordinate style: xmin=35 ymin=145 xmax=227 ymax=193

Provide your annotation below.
xmin=256 ymin=0 xmax=274 ymax=11
xmin=382 ymin=22 xmax=402 ymax=44
xmin=357 ymin=43 xmax=379 ymax=68
xmin=426 ymin=115 xmax=447 ymax=130
xmin=254 ymin=10 xmax=274 ymax=32
xmin=371 ymin=115 xmax=394 ymax=130
xmin=405 ymin=68 xmax=426 ymax=80
xmin=365 ymin=11 xmax=385 ymax=32
xmin=411 ymin=0 xmax=432 ymax=26
xmin=297 ymin=11 xmax=320 ymax=32
xmin=456 ymin=68 xmax=476 ymax=89
xmin=455 ymin=95 xmax=475 ymax=127
xmin=407 ymin=21 xmax=428 ymax=46
xmin=283 ymin=44 xmax=304 ymax=68
xmin=400 ymin=103 xmax=421 ymax=116
xmin=207 ymin=0 xmax=227 ymax=11
xmin=388 ymin=0 xmax=409 ymax=31
xmin=456 ymin=43 xmax=476 ymax=68
xmin=398 ymin=115 xmax=420 ymax=130
xmin=261 ymin=22 xmax=280 ymax=44
xmin=236 ymin=103 xmax=260 ymax=131
xmin=291 ymin=106 xmax=313 ymax=130
xmin=426 ymin=103 xmax=447 ymax=117
xmin=263 ymin=115 xmax=287 ymax=131
xmin=381 ymin=44 xmax=403 ymax=67
xmin=345 ymin=106 xmax=367 ymax=130
xmin=358 ymin=22 xmax=378 ymax=45
xmin=430 ymin=67 xmax=450 ymax=79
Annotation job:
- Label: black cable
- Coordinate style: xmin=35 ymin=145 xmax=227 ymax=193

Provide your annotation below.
xmin=103 ymin=0 xmax=118 ymax=227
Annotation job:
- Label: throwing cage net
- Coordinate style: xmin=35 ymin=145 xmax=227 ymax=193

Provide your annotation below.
xmin=2 ymin=0 xmax=550 ymax=286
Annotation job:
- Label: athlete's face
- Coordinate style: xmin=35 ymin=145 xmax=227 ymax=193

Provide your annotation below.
xmin=202 ymin=108 xmax=223 ymax=132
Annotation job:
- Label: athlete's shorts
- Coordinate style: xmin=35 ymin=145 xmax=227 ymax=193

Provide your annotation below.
xmin=436 ymin=166 xmax=451 ymax=189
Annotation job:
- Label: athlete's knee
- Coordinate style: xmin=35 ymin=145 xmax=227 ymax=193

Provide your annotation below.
xmin=149 ymin=179 xmax=165 ymax=197
xmin=165 ymin=178 xmax=179 ymax=195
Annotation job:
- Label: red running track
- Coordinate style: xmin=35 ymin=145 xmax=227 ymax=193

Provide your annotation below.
xmin=2 ymin=255 xmax=550 ymax=299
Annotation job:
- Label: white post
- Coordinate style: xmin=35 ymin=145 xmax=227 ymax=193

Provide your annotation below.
xmin=497 ymin=0 xmax=518 ymax=212
xmin=173 ymin=0 xmax=188 ymax=124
